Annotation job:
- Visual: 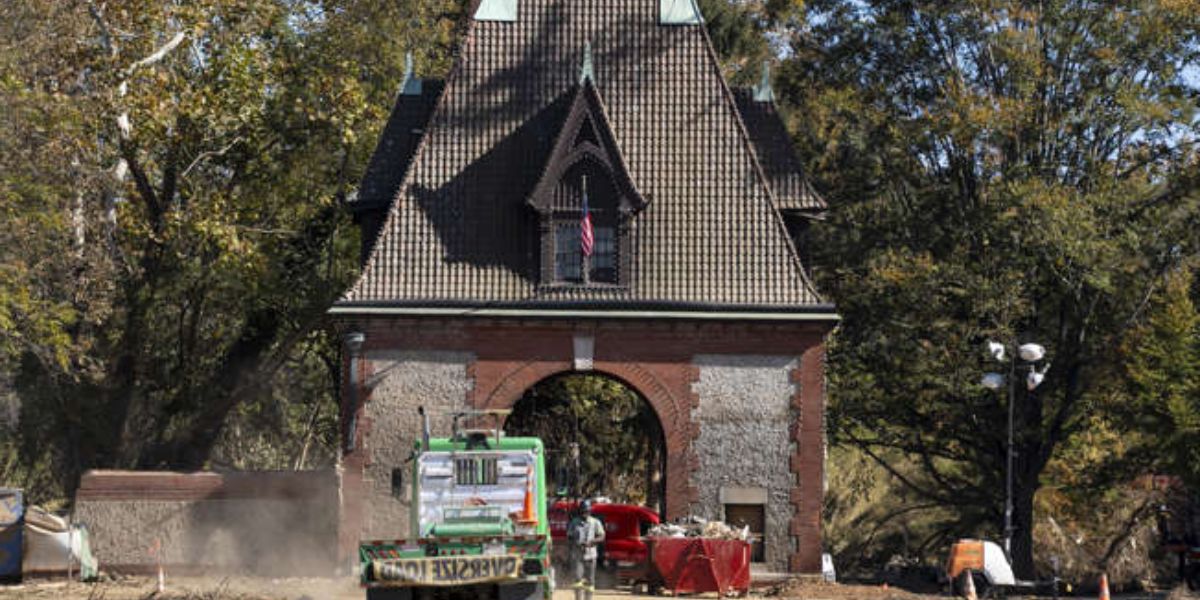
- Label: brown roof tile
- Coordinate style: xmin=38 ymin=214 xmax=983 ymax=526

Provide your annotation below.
xmin=732 ymin=88 xmax=826 ymax=213
xmin=354 ymin=81 xmax=445 ymax=211
xmin=338 ymin=0 xmax=827 ymax=311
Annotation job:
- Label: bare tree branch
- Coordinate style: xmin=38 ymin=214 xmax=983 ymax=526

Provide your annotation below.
xmin=85 ymin=1 xmax=117 ymax=58
xmin=181 ymin=137 xmax=244 ymax=179
xmin=126 ymin=32 xmax=186 ymax=74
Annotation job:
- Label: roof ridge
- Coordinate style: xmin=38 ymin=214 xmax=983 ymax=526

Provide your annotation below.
xmin=693 ymin=27 xmax=825 ymax=304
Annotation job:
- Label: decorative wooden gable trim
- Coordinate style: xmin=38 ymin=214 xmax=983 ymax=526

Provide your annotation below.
xmin=527 ymin=80 xmax=647 ymax=216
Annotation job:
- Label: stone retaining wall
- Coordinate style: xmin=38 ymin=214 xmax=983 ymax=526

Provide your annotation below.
xmin=74 ymin=470 xmax=338 ymax=575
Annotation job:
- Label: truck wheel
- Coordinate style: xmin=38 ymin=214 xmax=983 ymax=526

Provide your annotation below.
xmin=367 ymin=588 xmax=413 ymax=600
xmin=498 ymin=582 xmax=543 ymax=600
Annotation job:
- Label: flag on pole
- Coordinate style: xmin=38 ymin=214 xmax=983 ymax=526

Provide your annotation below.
xmin=580 ymin=177 xmax=594 ymax=257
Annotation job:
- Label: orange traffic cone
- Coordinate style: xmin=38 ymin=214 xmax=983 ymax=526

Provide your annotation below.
xmin=962 ymin=569 xmax=978 ymax=600
xmin=521 ymin=465 xmax=537 ymax=525
xmin=1098 ymin=573 xmax=1110 ymax=600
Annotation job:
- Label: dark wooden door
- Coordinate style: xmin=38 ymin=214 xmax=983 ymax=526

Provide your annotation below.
xmin=724 ymin=503 xmax=765 ymax=562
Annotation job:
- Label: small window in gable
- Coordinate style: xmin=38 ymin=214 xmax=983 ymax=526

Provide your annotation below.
xmin=527 ymin=81 xmax=648 ymax=290
xmin=555 ymin=223 xmax=583 ymax=282
xmin=590 ymin=225 xmax=617 ymax=283
xmin=546 ymin=161 xmax=622 ymax=286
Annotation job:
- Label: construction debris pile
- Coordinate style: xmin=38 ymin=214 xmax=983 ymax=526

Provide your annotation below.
xmin=647 ymin=518 xmax=752 ymax=541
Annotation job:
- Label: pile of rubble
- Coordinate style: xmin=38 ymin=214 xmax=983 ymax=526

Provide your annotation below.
xmin=646 ymin=518 xmax=752 ymax=541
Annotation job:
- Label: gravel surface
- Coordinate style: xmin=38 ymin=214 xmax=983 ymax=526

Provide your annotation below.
xmin=0 ymin=578 xmax=1191 ymax=600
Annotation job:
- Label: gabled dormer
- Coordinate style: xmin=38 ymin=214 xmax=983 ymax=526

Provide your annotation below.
xmin=528 ymin=65 xmax=646 ymax=288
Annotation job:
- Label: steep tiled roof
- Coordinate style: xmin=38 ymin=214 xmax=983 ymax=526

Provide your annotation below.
xmin=354 ymin=81 xmax=445 ymax=211
xmin=338 ymin=0 xmax=829 ymax=312
xmin=732 ymin=89 xmax=826 ymax=213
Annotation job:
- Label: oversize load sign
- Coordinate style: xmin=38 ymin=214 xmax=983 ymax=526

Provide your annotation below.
xmin=373 ymin=555 xmax=522 ymax=586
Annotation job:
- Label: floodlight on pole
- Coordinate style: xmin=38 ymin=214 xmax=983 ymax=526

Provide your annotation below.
xmin=1026 ymin=363 xmax=1050 ymax=391
xmin=1018 ymin=343 xmax=1046 ymax=362
xmin=979 ymin=339 xmax=1050 ymax=563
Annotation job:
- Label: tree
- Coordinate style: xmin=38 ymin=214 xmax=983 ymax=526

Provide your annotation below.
xmin=781 ymin=0 xmax=1200 ymax=576
xmin=0 ymin=0 xmax=466 ymax=500
xmin=1122 ymin=265 xmax=1200 ymax=490
xmin=504 ymin=374 xmax=666 ymax=511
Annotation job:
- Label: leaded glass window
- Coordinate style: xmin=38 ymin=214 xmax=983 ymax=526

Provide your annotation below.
xmin=555 ymin=223 xmax=582 ymax=282
xmin=590 ymin=226 xmax=616 ymax=283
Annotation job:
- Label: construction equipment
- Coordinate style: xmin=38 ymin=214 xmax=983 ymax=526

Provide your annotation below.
xmin=945 ymin=539 xmax=1057 ymax=598
xmin=359 ymin=409 xmax=553 ymax=600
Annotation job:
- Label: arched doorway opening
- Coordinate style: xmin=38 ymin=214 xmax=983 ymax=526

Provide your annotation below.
xmin=503 ymin=372 xmax=666 ymax=516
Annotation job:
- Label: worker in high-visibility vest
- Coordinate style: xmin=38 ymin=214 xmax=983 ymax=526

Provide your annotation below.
xmin=567 ymin=500 xmax=605 ymax=600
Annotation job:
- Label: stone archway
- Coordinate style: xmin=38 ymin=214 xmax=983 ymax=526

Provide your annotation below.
xmin=501 ymin=371 xmax=667 ymax=513
xmin=474 ymin=361 xmax=699 ymax=520
xmin=337 ymin=318 xmax=829 ymax=574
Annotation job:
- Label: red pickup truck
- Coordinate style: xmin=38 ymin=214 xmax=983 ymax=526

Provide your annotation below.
xmin=549 ymin=501 xmax=661 ymax=566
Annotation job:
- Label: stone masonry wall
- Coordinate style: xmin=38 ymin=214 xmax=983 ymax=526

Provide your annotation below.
xmin=359 ymin=350 xmax=474 ymax=539
xmin=692 ymin=354 xmax=798 ymax=572
xmin=74 ymin=470 xmax=337 ymax=575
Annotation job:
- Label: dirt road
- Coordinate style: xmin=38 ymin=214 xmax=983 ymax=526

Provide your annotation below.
xmin=0 ymin=578 xmax=925 ymax=600
xmin=0 ymin=578 xmax=1190 ymax=600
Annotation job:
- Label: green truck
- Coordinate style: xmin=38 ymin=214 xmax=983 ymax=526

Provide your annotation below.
xmin=360 ymin=409 xmax=553 ymax=600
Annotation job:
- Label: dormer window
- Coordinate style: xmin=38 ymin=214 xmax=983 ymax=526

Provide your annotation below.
xmin=551 ymin=168 xmax=619 ymax=284
xmin=527 ymin=79 xmax=648 ymax=289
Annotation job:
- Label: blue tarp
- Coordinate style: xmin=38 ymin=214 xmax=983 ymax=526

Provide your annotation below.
xmin=0 ymin=488 xmax=22 ymax=580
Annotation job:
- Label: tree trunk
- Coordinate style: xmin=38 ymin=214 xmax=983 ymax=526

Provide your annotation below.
xmin=1010 ymin=481 xmax=1038 ymax=579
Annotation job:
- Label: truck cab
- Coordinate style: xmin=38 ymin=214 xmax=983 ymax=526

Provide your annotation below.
xmin=360 ymin=411 xmax=552 ymax=600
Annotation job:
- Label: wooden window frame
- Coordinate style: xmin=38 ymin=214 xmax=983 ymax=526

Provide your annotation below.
xmin=539 ymin=207 xmax=632 ymax=290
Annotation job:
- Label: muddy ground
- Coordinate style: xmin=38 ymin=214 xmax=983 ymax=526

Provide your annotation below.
xmin=0 ymin=578 xmax=1193 ymax=600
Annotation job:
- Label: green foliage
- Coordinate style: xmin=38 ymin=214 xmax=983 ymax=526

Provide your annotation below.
xmin=0 ymin=0 xmax=465 ymax=502
xmin=504 ymin=375 xmax=665 ymax=511
xmin=1122 ymin=266 xmax=1200 ymax=489
xmin=823 ymin=445 xmax=958 ymax=574
xmin=699 ymin=0 xmax=808 ymax=86
xmin=781 ymin=0 xmax=1200 ymax=575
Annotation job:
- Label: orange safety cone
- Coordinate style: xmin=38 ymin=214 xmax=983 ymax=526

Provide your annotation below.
xmin=521 ymin=465 xmax=537 ymax=525
xmin=962 ymin=569 xmax=978 ymax=600
xmin=1098 ymin=573 xmax=1110 ymax=600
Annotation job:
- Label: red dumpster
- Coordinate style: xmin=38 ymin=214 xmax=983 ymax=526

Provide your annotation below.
xmin=646 ymin=537 xmax=751 ymax=595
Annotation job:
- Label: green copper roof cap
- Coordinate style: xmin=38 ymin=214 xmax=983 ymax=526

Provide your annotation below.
xmin=660 ymin=0 xmax=703 ymax=24
xmin=474 ymin=0 xmax=517 ymax=22
xmin=753 ymin=61 xmax=775 ymax=102
xmin=579 ymin=42 xmax=595 ymax=84
xmin=400 ymin=52 xmax=422 ymax=96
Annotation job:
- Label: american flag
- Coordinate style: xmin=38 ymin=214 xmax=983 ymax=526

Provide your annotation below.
xmin=580 ymin=179 xmax=594 ymax=257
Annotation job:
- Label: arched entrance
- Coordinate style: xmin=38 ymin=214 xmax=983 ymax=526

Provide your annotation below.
xmin=503 ymin=373 xmax=666 ymax=515
xmin=336 ymin=320 xmax=832 ymax=575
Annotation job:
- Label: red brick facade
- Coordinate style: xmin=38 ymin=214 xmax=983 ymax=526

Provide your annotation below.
xmin=338 ymin=317 xmax=832 ymax=574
